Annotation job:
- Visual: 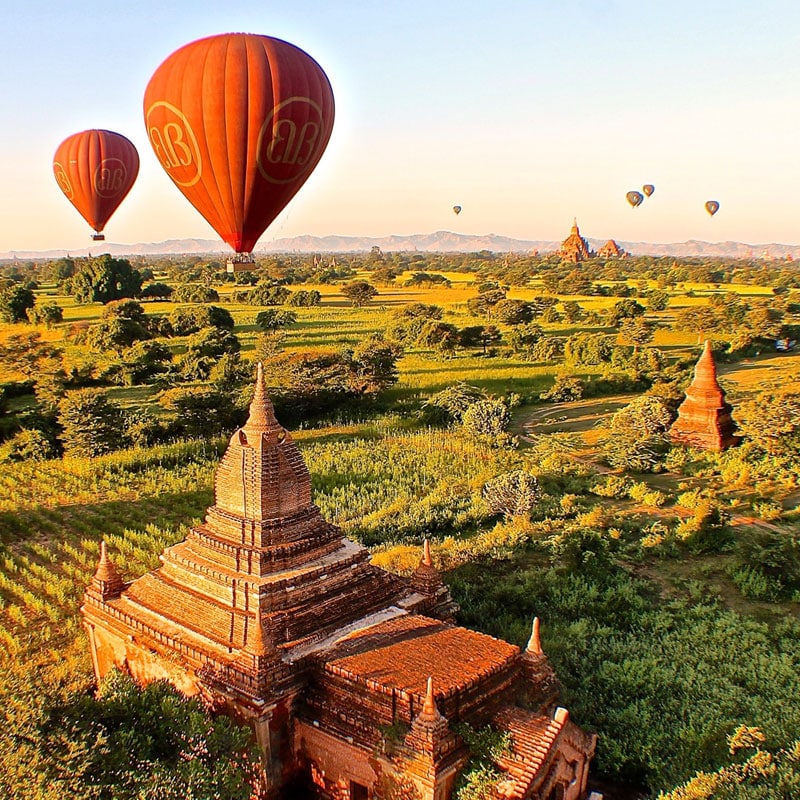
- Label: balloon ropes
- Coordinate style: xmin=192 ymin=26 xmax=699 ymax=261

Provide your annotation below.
xmin=53 ymin=130 xmax=139 ymax=241
xmin=143 ymin=33 xmax=335 ymax=272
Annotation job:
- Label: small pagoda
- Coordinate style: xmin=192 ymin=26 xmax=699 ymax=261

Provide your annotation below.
xmin=82 ymin=365 xmax=596 ymax=800
xmin=670 ymin=340 xmax=740 ymax=451
xmin=558 ymin=219 xmax=593 ymax=263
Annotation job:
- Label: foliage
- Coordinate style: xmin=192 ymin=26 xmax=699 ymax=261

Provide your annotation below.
xmin=462 ymin=400 xmax=514 ymax=448
xmin=737 ymin=389 xmax=800 ymax=457
xmin=168 ymin=304 xmax=234 ymax=335
xmin=159 ymin=386 xmax=240 ymax=438
xmin=64 ymin=255 xmax=143 ymax=304
xmin=254 ymin=308 xmax=297 ymax=331
xmin=601 ymin=395 xmax=674 ymax=472
xmin=234 ymin=283 xmax=290 ymax=306
xmin=57 ymin=389 xmax=127 ymax=458
xmin=29 ymin=301 xmax=63 ymax=328
xmin=171 ymin=283 xmax=220 ymax=304
xmin=453 ymin=723 xmax=512 ymax=800
xmin=0 ymin=332 xmax=60 ymax=378
xmin=286 ymin=289 xmax=321 ymax=307
xmin=0 ymin=285 xmax=36 ymax=322
xmin=0 ymin=429 xmax=58 ymax=463
xmin=421 ymin=383 xmax=488 ymax=425
xmin=177 ymin=327 xmax=241 ymax=381
xmin=341 ymin=280 xmax=378 ymax=307
xmin=540 ymin=374 xmax=585 ymax=402
xmin=482 ymin=470 xmax=540 ymax=520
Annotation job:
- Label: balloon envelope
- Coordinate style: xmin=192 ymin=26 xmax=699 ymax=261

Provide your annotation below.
xmin=705 ymin=200 xmax=720 ymax=216
xmin=453 ymin=205 xmax=461 ymax=215
xmin=144 ymin=33 xmax=335 ymax=253
xmin=642 ymin=184 xmax=654 ymax=197
xmin=53 ymin=129 xmax=139 ymax=235
xmin=626 ymin=190 xmax=644 ymax=208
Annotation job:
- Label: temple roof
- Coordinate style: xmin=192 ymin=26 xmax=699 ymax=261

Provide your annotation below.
xmin=322 ymin=614 xmax=518 ymax=697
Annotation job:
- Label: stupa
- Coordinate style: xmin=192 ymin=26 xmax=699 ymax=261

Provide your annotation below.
xmin=82 ymin=364 xmax=596 ymax=800
xmin=670 ymin=340 xmax=740 ymax=451
xmin=558 ymin=219 xmax=593 ymax=263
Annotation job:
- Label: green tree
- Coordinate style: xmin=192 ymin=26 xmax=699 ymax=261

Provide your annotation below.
xmin=159 ymin=386 xmax=239 ymax=437
xmin=602 ymin=395 xmax=673 ymax=472
xmin=0 ymin=332 xmax=60 ymax=378
xmin=482 ymin=471 xmax=541 ymax=520
xmin=618 ymin=317 xmax=655 ymax=353
xmin=64 ymin=255 xmax=143 ymax=304
xmin=491 ymin=299 xmax=533 ymax=325
xmin=29 ymin=302 xmax=63 ymax=328
xmin=348 ymin=335 xmax=402 ymax=394
xmin=0 ymin=285 xmax=36 ymax=322
xmin=57 ymin=389 xmax=127 ymax=457
xmin=646 ymin=289 xmax=670 ymax=311
xmin=171 ymin=283 xmax=220 ymax=304
xmin=140 ymin=282 xmax=174 ymax=301
xmin=168 ymin=305 xmax=234 ymax=335
xmin=738 ymin=389 xmax=800 ymax=457
xmin=254 ymin=309 xmax=298 ymax=331
xmin=341 ymin=280 xmax=378 ymax=307
xmin=462 ymin=399 xmax=513 ymax=448
xmin=607 ymin=298 xmax=646 ymax=327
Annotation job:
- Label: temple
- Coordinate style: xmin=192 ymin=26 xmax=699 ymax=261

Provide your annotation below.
xmin=82 ymin=364 xmax=597 ymax=800
xmin=596 ymin=240 xmax=627 ymax=259
xmin=558 ymin=219 xmax=593 ymax=263
xmin=670 ymin=340 xmax=740 ymax=451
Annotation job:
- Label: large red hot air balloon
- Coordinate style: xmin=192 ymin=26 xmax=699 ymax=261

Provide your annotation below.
xmin=53 ymin=130 xmax=139 ymax=241
xmin=144 ymin=33 xmax=335 ymax=268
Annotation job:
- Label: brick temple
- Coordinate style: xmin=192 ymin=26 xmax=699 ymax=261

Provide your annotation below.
xmin=558 ymin=219 xmax=593 ymax=263
xmin=670 ymin=340 xmax=740 ymax=451
xmin=82 ymin=364 xmax=596 ymax=800
xmin=596 ymin=240 xmax=627 ymax=259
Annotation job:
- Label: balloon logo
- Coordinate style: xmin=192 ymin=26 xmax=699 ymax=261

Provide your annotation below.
xmin=53 ymin=129 xmax=139 ymax=238
xmin=626 ymin=191 xmax=644 ymax=208
xmin=144 ymin=33 xmax=335 ymax=254
xmin=705 ymin=200 xmax=720 ymax=216
xmin=642 ymin=184 xmax=655 ymax=197
xmin=453 ymin=205 xmax=462 ymax=215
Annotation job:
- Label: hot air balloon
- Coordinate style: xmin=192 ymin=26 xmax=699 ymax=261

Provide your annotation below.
xmin=453 ymin=205 xmax=461 ymax=215
xmin=53 ymin=130 xmax=139 ymax=241
xmin=705 ymin=200 xmax=720 ymax=216
xmin=143 ymin=33 xmax=335 ymax=272
xmin=642 ymin=184 xmax=654 ymax=197
xmin=626 ymin=191 xmax=644 ymax=208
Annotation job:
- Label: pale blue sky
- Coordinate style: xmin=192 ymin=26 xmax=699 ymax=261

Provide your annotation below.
xmin=2 ymin=0 xmax=799 ymax=252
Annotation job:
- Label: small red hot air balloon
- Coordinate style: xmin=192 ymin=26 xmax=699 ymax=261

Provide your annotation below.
xmin=705 ymin=200 xmax=720 ymax=216
xmin=143 ymin=33 xmax=335 ymax=271
xmin=53 ymin=129 xmax=139 ymax=241
xmin=626 ymin=190 xmax=644 ymax=208
xmin=642 ymin=184 xmax=655 ymax=197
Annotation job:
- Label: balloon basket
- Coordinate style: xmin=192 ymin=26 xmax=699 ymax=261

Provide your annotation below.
xmin=92 ymin=233 xmax=105 ymax=241
xmin=226 ymin=254 xmax=256 ymax=273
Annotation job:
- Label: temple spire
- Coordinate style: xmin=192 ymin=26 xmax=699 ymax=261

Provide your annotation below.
xmin=526 ymin=616 xmax=543 ymax=655
xmin=244 ymin=362 xmax=280 ymax=432
xmin=422 ymin=538 xmax=433 ymax=567
xmin=422 ymin=676 xmax=437 ymax=717
xmin=89 ymin=541 xmax=125 ymax=600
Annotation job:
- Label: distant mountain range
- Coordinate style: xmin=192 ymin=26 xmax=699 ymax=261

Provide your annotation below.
xmin=2 ymin=231 xmax=799 ymax=260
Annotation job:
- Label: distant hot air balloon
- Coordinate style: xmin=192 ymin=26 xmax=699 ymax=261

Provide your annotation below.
xmin=642 ymin=184 xmax=655 ymax=197
xmin=453 ymin=205 xmax=462 ymax=215
xmin=626 ymin=190 xmax=644 ymax=208
xmin=144 ymin=33 xmax=335 ymax=271
xmin=705 ymin=200 xmax=720 ymax=216
xmin=53 ymin=130 xmax=139 ymax=241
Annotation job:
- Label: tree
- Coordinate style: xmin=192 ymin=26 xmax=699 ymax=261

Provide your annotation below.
xmin=168 ymin=305 xmax=234 ymax=335
xmin=507 ymin=324 xmax=545 ymax=360
xmin=482 ymin=471 xmax=541 ymax=520
xmin=607 ymin=298 xmax=646 ymax=327
xmin=561 ymin=301 xmax=584 ymax=323
xmin=57 ymin=389 xmax=127 ymax=457
xmin=540 ymin=374 xmax=584 ymax=402
xmin=178 ymin=327 xmax=241 ymax=381
xmin=348 ymin=335 xmax=402 ymax=394
xmin=286 ymin=289 xmax=321 ymax=307
xmin=491 ymin=299 xmax=533 ymax=325
xmin=83 ymin=316 xmax=151 ymax=354
xmin=602 ymin=395 xmax=674 ymax=472
xmin=159 ymin=386 xmax=239 ymax=437
xmin=29 ymin=302 xmax=63 ymax=328
xmin=416 ymin=320 xmax=460 ymax=356
xmin=235 ymin=283 xmax=291 ymax=306
xmin=254 ymin=309 xmax=298 ymax=331
xmin=646 ymin=289 xmax=670 ymax=311
xmin=421 ymin=383 xmax=487 ymax=425
xmin=462 ymin=400 xmax=514 ymax=448
xmin=738 ymin=389 xmax=800 ymax=457
xmin=341 ymin=280 xmax=378 ymax=307
xmin=618 ymin=317 xmax=655 ymax=353
xmin=171 ymin=283 xmax=220 ymax=304
xmin=64 ymin=255 xmax=143 ymax=304
xmin=0 ymin=332 xmax=60 ymax=378
xmin=0 ymin=285 xmax=35 ymax=322
xmin=34 ymin=670 xmax=259 ymax=800
xmin=0 ymin=429 xmax=57 ymax=463
xmin=139 ymin=282 xmax=174 ymax=301
xmin=467 ymin=289 xmax=506 ymax=319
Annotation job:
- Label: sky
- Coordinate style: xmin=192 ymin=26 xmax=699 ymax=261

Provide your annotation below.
xmin=2 ymin=0 xmax=800 ymax=253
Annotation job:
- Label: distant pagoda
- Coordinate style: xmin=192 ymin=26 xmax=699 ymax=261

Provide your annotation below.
xmin=558 ymin=218 xmax=593 ymax=263
xmin=670 ymin=340 xmax=740 ymax=451
xmin=597 ymin=239 xmax=627 ymax=259
xmin=82 ymin=364 xmax=597 ymax=800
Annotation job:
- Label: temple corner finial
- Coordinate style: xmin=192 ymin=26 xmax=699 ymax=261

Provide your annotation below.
xmin=526 ymin=616 xmax=543 ymax=655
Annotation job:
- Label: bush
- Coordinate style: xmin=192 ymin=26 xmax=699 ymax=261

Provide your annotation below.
xmin=540 ymin=374 xmax=584 ymax=402
xmin=171 ymin=283 xmax=220 ymax=304
xmin=462 ymin=400 xmax=514 ymax=448
xmin=168 ymin=305 xmax=234 ymax=335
